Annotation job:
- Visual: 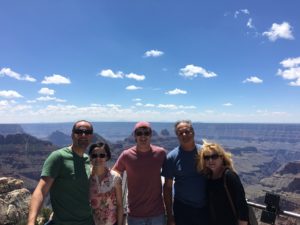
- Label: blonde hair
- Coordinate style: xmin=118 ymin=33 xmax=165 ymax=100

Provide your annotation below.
xmin=196 ymin=140 xmax=235 ymax=176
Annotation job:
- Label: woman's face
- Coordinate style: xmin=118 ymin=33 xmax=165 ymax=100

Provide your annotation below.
xmin=90 ymin=147 xmax=107 ymax=167
xmin=203 ymin=150 xmax=223 ymax=174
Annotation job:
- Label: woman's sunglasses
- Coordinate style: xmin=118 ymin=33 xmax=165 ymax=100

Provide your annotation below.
xmin=203 ymin=154 xmax=220 ymax=161
xmin=91 ymin=153 xmax=106 ymax=159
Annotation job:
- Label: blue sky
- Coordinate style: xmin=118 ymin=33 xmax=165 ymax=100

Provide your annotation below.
xmin=1 ymin=0 xmax=300 ymax=123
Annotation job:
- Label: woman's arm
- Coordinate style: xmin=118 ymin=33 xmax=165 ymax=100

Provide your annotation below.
xmin=115 ymin=175 xmax=124 ymax=225
xmin=238 ymin=220 xmax=248 ymax=225
xmin=227 ymin=171 xmax=249 ymax=223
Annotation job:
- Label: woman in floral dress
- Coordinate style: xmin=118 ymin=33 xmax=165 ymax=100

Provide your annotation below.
xmin=89 ymin=142 xmax=123 ymax=225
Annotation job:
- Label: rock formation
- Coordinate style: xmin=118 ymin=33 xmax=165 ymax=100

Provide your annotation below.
xmin=0 ymin=177 xmax=31 ymax=225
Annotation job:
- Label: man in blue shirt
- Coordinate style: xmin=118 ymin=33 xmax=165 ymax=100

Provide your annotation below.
xmin=162 ymin=120 xmax=208 ymax=225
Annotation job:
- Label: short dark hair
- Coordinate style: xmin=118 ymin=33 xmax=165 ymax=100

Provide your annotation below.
xmin=72 ymin=120 xmax=93 ymax=133
xmin=174 ymin=120 xmax=193 ymax=133
xmin=88 ymin=142 xmax=111 ymax=161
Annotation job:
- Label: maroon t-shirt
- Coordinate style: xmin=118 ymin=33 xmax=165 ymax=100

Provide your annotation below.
xmin=113 ymin=145 xmax=166 ymax=217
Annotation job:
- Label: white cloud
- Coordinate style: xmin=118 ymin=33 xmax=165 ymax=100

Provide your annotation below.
xmin=27 ymin=100 xmax=37 ymax=103
xmin=223 ymin=103 xmax=233 ymax=106
xmin=36 ymin=96 xmax=66 ymax=102
xmin=178 ymin=105 xmax=196 ymax=109
xmin=277 ymin=67 xmax=300 ymax=80
xmin=99 ymin=69 xmax=124 ymax=79
xmin=179 ymin=64 xmax=217 ymax=78
xmin=234 ymin=9 xmax=250 ymax=18
xmin=263 ymin=22 xmax=294 ymax=41
xmin=41 ymin=74 xmax=71 ymax=84
xmin=165 ymin=88 xmax=187 ymax=95
xmin=135 ymin=102 xmax=143 ymax=106
xmin=280 ymin=57 xmax=300 ymax=68
xmin=0 ymin=90 xmax=23 ymax=98
xmin=126 ymin=85 xmax=142 ymax=90
xmin=158 ymin=104 xmax=177 ymax=110
xmin=277 ymin=57 xmax=300 ymax=86
xmin=0 ymin=67 xmax=36 ymax=82
xmin=106 ymin=104 xmax=121 ymax=108
xmin=132 ymin=98 xmax=142 ymax=102
xmin=125 ymin=73 xmax=145 ymax=81
xmin=247 ymin=18 xmax=255 ymax=29
xmin=289 ymin=79 xmax=300 ymax=86
xmin=243 ymin=76 xmax=263 ymax=84
xmin=145 ymin=103 xmax=155 ymax=107
xmin=0 ymin=100 xmax=9 ymax=107
xmin=38 ymin=87 xmax=55 ymax=95
xmin=144 ymin=50 xmax=164 ymax=58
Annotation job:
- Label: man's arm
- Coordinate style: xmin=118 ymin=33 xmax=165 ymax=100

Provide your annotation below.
xmin=27 ymin=177 xmax=54 ymax=225
xmin=163 ymin=178 xmax=175 ymax=225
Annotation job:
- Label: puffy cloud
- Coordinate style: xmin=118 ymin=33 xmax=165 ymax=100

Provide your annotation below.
xmin=38 ymin=87 xmax=55 ymax=95
xmin=99 ymin=69 xmax=146 ymax=81
xmin=0 ymin=67 xmax=36 ymax=82
xmin=41 ymin=74 xmax=71 ymax=84
xmin=36 ymin=96 xmax=66 ymax=102
xmin=158 ymin=104 xmax=178 ymax=110
xmin=126 ymin=85 xmax=142 ymax=90
xmin=277 ymin=57 xmax=300 ymax=86
xmin=125 ymin=73 xmax=145 ymax=81
xmin=280 ymin=57 xmax=300 ymax=68
xmin=0 ymin=90 xmax=23 ymax=98
xmin=179 ymin=64 xmax=217 ymax=78
xmin=243 ymin=76 xmax=263 ymax=84
xmin=144 ymin=103 xmax=155 ymax=107
xmin=144 ymin=50 xmax=164 ymax=58
xmin=263 ymin=22 xmax=294 ymax=41
xmin=99 ymin=69 xmax=124 ymax=78
xmin=165 ymin=88 xmax=187 ymax=95
xmin=223 ymin=103 xmax=233 ymax=106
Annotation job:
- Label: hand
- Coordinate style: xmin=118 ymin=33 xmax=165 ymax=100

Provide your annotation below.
xmin=166 ymin=215 xmax=176 ymax=225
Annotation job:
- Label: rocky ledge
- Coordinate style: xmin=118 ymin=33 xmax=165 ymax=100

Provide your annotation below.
xmin=0 ymin=177 xmax=31 ymax=225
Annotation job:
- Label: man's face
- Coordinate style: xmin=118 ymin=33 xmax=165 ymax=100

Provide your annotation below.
xmin=72 ymin=121 xmax=93 ymax=149
xmin=176 ymin=122 xmax=194 ymax=145
xmin=134 ymin=127 xmax=152 ymax=146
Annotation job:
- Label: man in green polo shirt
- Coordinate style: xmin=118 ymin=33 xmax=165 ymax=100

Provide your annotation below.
xmin=27 ymin=120 xmax=95 ymax=225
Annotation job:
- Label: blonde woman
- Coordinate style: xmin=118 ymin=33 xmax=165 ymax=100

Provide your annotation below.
xmin=196 ymin=141 xmax=249 ymax=225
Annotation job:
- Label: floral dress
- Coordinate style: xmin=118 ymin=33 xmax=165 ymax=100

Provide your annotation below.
xmin=89 ymin=168 xmax=122 ymax=225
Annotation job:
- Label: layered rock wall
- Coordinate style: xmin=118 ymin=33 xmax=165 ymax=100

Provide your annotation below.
xmin=0 ymin=177 xmax=31 ymax=225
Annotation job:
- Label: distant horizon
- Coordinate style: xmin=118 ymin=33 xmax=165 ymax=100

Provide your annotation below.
xmin=1 ymin=121 xmax=300 ymax=125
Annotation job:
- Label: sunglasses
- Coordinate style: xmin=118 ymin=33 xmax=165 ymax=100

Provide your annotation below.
xmin=91 ymin=153 xmax=106 ymax=159
xmin=135 ymin=130 xmax=151 ymax=137
xmin=73 ymin=129 xmax=93 ymax=135
xmin=204 ymin=154 xmax=220 ymax=161
xmin=177 ymin=129 xmax=193 ymax=136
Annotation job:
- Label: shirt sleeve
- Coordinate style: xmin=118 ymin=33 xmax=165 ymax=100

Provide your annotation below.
xmin=41 ymin=150 xmax=62 ymax=178
xmin=113 ymin=151 xmax=126 ymax=174
xmin=161 ymin=153 xmax=174 ymax=179
xmin=227 ymin=171 xmax=249 ymax=221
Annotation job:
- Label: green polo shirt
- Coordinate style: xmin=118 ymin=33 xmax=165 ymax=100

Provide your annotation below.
xmin=41 ymin=147 xmax=94 ymax=225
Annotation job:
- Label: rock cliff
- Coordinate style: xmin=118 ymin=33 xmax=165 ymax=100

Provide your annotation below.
xmin=0 ymin=177 xmax=31 ymax=225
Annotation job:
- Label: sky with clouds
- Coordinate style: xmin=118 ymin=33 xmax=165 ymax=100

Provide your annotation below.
xmin=1 ymin=0 xmax=300 ymax=123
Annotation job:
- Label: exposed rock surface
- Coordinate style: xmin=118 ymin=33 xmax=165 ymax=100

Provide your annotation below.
xmin=0 ymin=177 xmax=31 ymax=225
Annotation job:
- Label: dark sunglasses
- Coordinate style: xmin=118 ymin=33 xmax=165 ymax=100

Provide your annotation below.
xmin=91 ymin=153 xmax=106 ymax=159
xmin=177 ymin=129 xmax=193 ymax=136
xmin=135 ymin=130 xmax=151 ymax=137
xmin=73 ymin=129 xmax=93 ymax=135
xmin=204 ymin=154 xmax=220 ymax=161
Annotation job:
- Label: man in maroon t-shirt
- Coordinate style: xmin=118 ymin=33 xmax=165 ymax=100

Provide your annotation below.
xmin=113 ymin=121 xmax=166 ymax=225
